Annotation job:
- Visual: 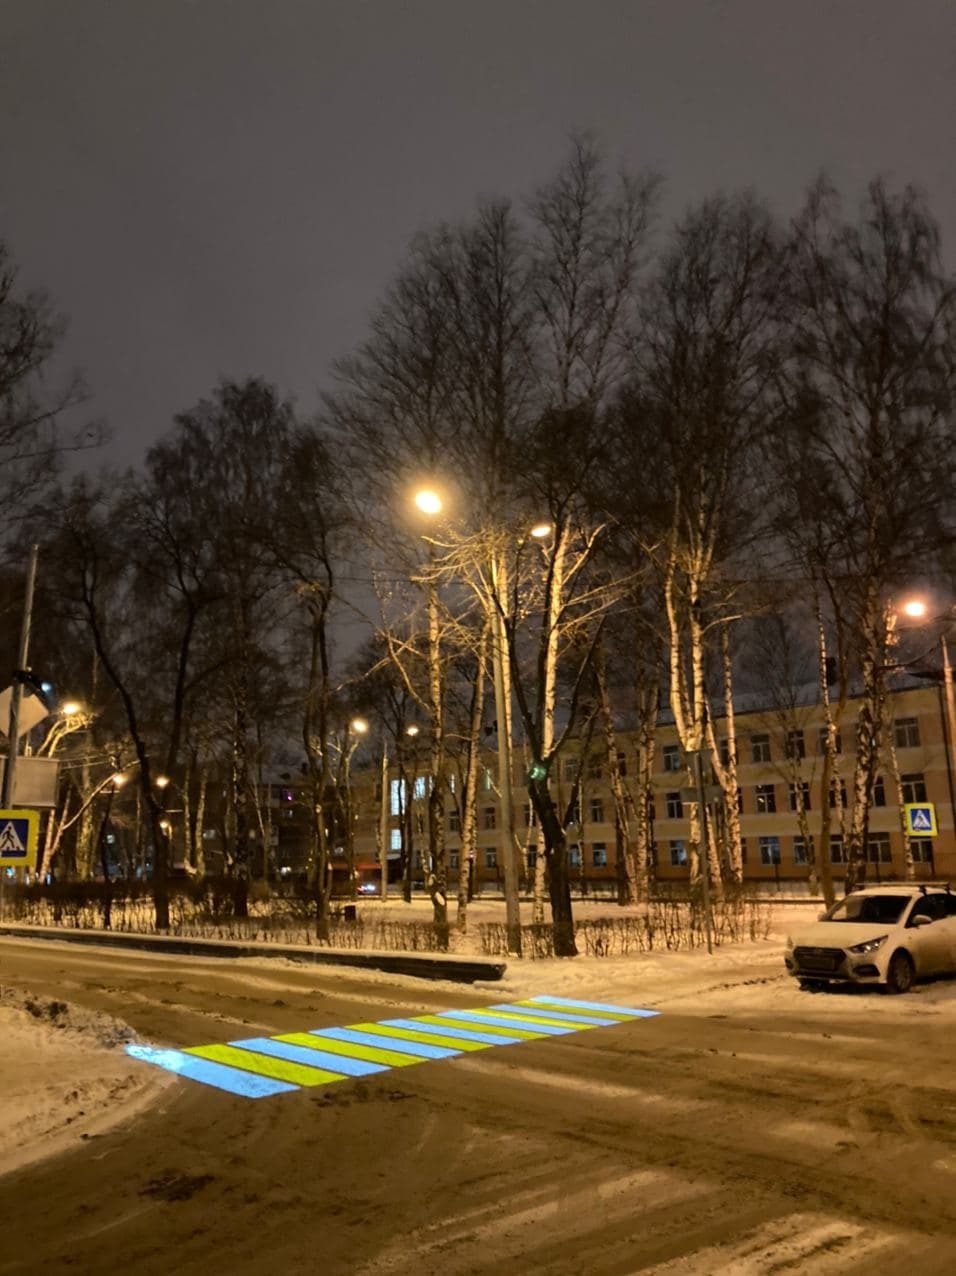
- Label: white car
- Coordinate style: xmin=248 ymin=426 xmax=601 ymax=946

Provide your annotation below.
xmin=784 ymin=884 xmax=956 ymax=993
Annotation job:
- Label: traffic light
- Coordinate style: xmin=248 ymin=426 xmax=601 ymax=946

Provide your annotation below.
xmin=14 ymin=669 xmax=56 ymax=711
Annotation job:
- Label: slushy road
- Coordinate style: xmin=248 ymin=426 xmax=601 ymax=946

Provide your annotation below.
xmin=2 ymin=938 xmax=955 ymax=1275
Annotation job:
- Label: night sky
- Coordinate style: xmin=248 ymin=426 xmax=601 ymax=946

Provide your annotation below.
xmin=2 ymin=0 xmax=953 ymax=465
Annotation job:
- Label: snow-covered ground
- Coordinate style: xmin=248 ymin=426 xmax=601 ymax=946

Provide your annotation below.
xmin=3 ymin=897 xmax=955 ymax=1184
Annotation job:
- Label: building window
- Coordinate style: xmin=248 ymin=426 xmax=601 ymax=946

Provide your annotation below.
xmin=563 ymin=757 xmax=579 ymax=782
xmin=751 ymin=733 xmax=771 ymax=763
xmin=829 ymin=835 xmax=846 ymax=864
xmin=755 ymin=784 xmax=776 ymax=814
xmin=484 ymin=848 xmax=498 ymax=869
xmin=785 ymin=729 xmax=805 ymax=760
xmin=662 ymin=745 xmax=681 ymax=773
xmin=448 ymin=809 xmax=461 ymax=833
xmin=866 ymin=833 xmax=892 ymax=864
xmin=792 ymin=836 xmax=808 ymax=865
xmin=818 ymin=726 xmax=842 ymax=755
xmin=665 ymin=791 xmax=683 ymax=819
xmin=413 ymin=775 xmax=427 ymax=801
xmin=482 ymin=806 xmax=496 ymax=831
xmin=616 ymin=751 xmax=628 ymax=778
xmin=788 ymin=782 xmax=811 ymax=812
xmin=589 ymin=797 xmax=604 ymax=824
xmin=390 ymin=778 xmax=406 ymax=816
xmin=522 ymin=803 xmax=533 ymax=826
xmin=414 ymin=850 xmax=423 ymax=868
xmin=901 ymin=773 xmax=927 ymax=804
xmin=909 ymin=838 xmax=933 ymax=864
xmin=718 ymin=738 xmax=735 ymax=767
xmin=739 ymin=836 xmax=747 ymax=865
xmin=587 ymin=755 xmax=603 ymax=780
xmin=894 ymin=717 xmax=920 ymax=749
xmin=759 ymin=836 xmax=781 ymax=865
xmin=568 ymin=844 xmax=582 ymax=868
xmin=566 ymin=800 xmax=581 ymax=827
xmin=448 ymin=851 xmax=460 ymax=870
xmin=482 ymin=767 xmax=494 ymax=791
xmin=829 ymin=778 xmax=847 ymax=808
xmin=873 ymin=776 xmax=886 ymax=807
xmin=592 ymin=844 xmax=608 ymax=868
xmin=526 ymin=847 xmax=537 ymax=869
xmin=669 ymin=840 xmax=687 ymax=867
xmin=390 ymin=829 xmax=402 ymax=851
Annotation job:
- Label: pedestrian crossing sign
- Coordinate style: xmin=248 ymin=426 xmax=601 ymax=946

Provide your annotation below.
xmin=0 ymin=808 xmax=39 ymax=868
xmin=904 ymin=803 xmax=938 ymax=837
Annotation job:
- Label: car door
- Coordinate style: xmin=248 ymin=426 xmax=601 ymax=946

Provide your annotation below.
xmin=905 ymin=895 xmax=951 ymax=974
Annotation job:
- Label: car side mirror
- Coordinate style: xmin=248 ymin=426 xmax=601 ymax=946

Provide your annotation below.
xmin=911 ymin=915 xmax=933 ymax=927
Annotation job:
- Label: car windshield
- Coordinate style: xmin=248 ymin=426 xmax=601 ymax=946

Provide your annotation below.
xmin=824 ymin=894 xmax=909 ymax=925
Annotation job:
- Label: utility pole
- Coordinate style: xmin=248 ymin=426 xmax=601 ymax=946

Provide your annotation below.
xmin=379 ymin=745 xmax=389 ymax=901
xmin=490 ymin=551 xmax=521 ymax=956
xmin=1 ymin=544 xmax=39 ymax=808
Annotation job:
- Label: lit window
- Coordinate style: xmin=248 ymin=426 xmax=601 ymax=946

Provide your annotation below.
xmin=390 ymin=829 xmax=402 ymax=851
xmin=755 ymin=784 xmax=776 ymax=814
xmin=568 ymin=844 xmax=582 ymax=868
xmin=413 ymin=776 xmax=427 ymax=801
xmin=390 ymin=779 xmax=406 ymax=816
xmin=669 ymin=840 xmax=687 ymax=867
xmin=759 ymin=836 xmax=780 ymax=865
xmin=592 ymin=844 xmax=607 ymax=867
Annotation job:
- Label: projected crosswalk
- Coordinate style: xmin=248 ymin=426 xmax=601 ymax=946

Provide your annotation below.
xmin=126 ymin=995 xmax=659 ymax=1099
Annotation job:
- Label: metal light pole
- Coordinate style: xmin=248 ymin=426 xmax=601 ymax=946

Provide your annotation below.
xmin=2 ymin=544 xmax=40 ymax=809
xmin=489 ymin=550 xmax=521 ymax=956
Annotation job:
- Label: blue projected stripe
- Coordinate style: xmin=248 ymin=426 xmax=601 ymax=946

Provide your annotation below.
xmin=125 ymin=1044 xmax=296 ymax=1098
xmin=489 ymin=1003 xmax=621 ymax=1026
xmin=437 ymin=1009 xmax=575 ymax=1036
xmin=228 ymin=1037 xmax=386 ymax=1076
xmin=531 ymin=995 xmax=660 ymax=1018
xmin=127 ymin=993 xmax=660 ymax=1100
xmin=315 ymin=1026 xmax=461 ymax=1059
xmin=382 ymin=1018 xmax=526 ymax=1046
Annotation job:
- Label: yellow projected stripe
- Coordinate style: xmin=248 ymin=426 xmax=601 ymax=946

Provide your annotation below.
xmin=418 ymin=1014 xmax=550 ymax=1040
xmin=353 ymin=1022 xmax=492 ymax=1052
xmin=518 ymin=1000 xmax=633 ymax=1021
xmin=185 ymin=1043 xmax=344 ymax=1087
xmin=277 ymin=1033 xmax=423 ymax=1068
xmin=467 ymin=1008 xmax=599 ymax=1030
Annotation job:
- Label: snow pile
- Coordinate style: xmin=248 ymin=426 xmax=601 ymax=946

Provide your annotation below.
xmin=0 ymin=986 xmax=170 ymax=1178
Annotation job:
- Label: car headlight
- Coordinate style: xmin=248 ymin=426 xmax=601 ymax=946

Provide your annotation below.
xmin=848 ymin=934 xmax=888 ymax=955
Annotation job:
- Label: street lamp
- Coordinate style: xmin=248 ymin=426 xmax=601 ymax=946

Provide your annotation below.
xmin=414 ymin=486 xmax=522 ymax=952
xmin=898 ymin=597 xmax=956 ymax=849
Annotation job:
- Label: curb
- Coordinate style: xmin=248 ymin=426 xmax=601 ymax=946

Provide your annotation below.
xmin=0 ymin=925 xmax=507 ymax=984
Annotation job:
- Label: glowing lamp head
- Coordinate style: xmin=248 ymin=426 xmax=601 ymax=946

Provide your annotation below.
xmin=111 ymin=772 xmax=127 ymax=789
xmin=414 ymin=489 xmax=443 ymax=516
xmin=351 ymin=717 xmax=369 ymax=735
xmin=530 ymin=522 xmax=552 ymax=539
xmin=60 ymin=700 xmax=82 ymax=717
xmin=901 ymin=599 xmax=927 ymax=619
xmin=154 ymin=775 xmax=170 ymax=789
xmin=405 ymin=724 xmax=420 ymax=737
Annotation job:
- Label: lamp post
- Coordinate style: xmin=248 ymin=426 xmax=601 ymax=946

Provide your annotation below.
xmin=415 ymin=487 xmax=522 ymax=953
xmin=900 ymin=599 xmax=956 ymax=859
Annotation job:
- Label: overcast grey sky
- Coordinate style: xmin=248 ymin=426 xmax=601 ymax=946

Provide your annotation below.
xmin=2 ymin=0 xmax=953 ymax=464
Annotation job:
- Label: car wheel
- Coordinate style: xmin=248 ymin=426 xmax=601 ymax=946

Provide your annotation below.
xmin=798 ymin=978 xmax=826 ymax=992
xmin=885 ymin=950 xmax=915 ymax=994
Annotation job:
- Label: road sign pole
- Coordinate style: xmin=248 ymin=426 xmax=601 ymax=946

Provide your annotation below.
xmin=1 ymin=544 xmax=39 ymax=809
xmin=1 ymin=544 xmax=38 ymax=923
